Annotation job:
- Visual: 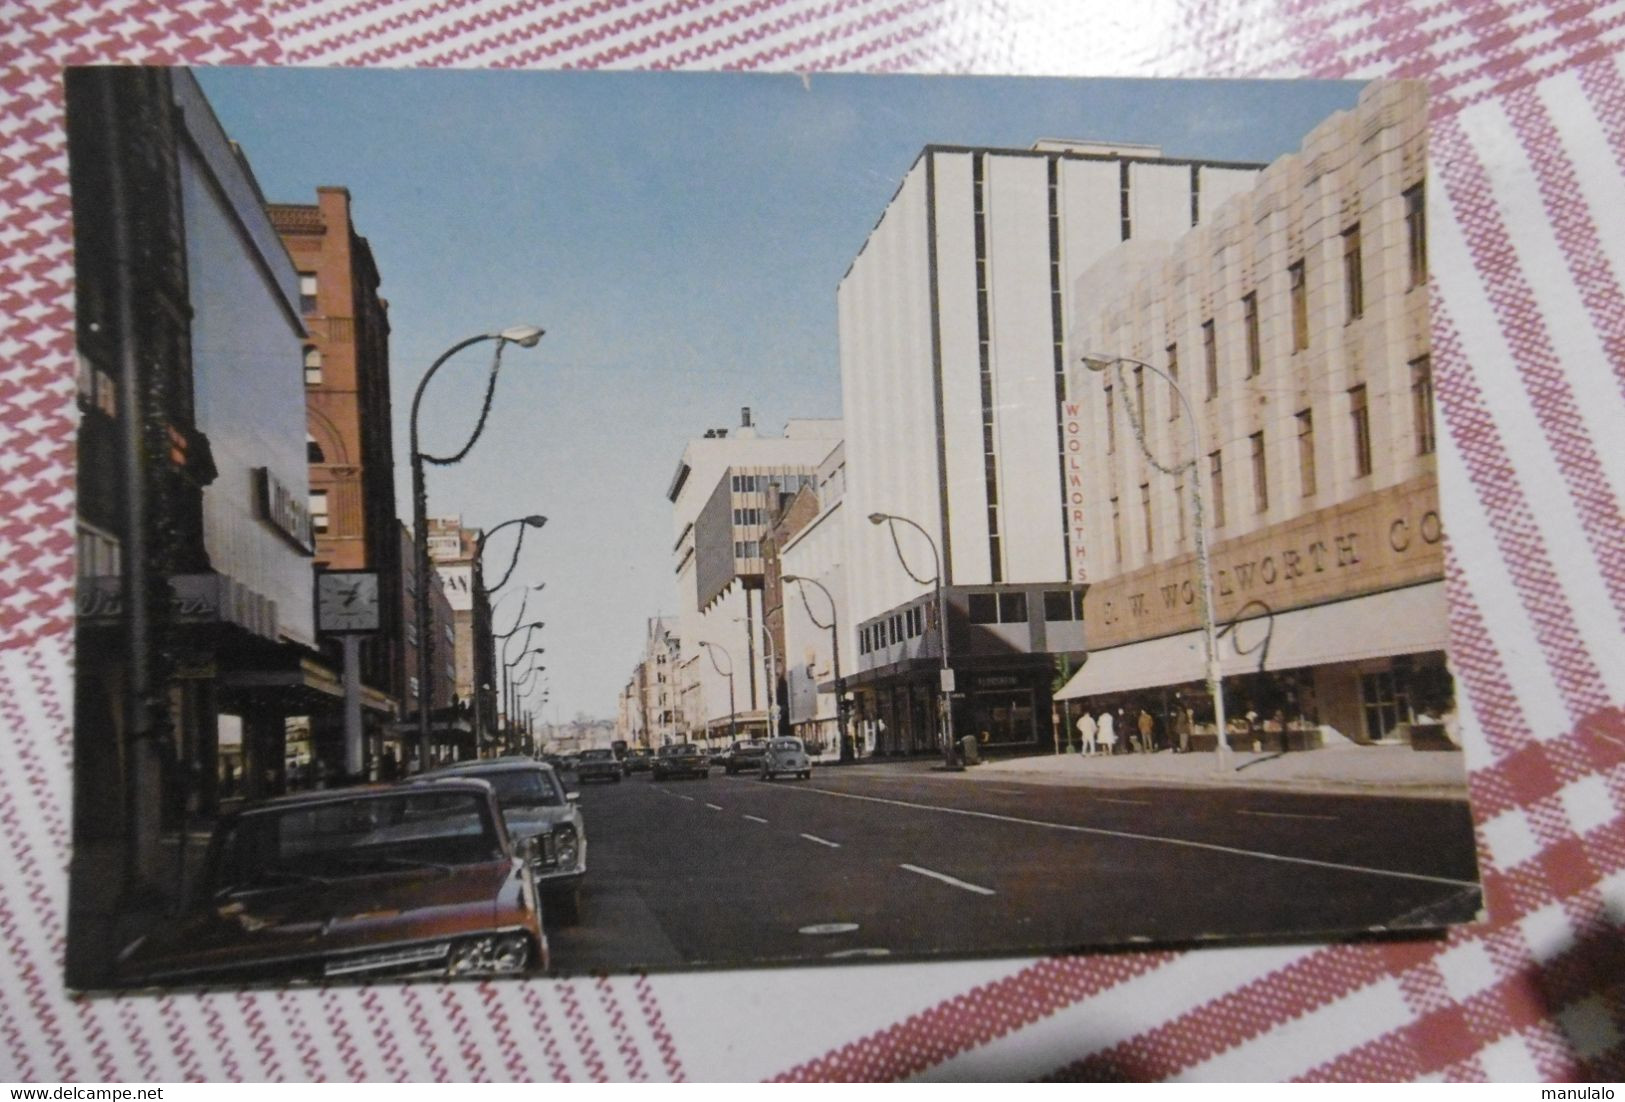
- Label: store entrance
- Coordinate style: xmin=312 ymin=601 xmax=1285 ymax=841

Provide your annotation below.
xmin=964 ymin=689 xmax=1037 ymax=748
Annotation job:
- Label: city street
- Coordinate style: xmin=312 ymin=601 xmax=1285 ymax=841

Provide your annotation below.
xmin=548 ymin=764 xmax=1482 ymax=973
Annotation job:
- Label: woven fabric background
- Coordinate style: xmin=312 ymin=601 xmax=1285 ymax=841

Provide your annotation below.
xmin=2 ymin=0 xmax=1623 ymax=1082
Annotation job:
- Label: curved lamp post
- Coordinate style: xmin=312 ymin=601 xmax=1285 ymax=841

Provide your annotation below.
xmin=1080 ymin=352 xmax=1230 ymax=773
xmin=868 ymin=511 xmax=961 ymax=770
xmin=697 ymin=640 xmax=736 ymax=747
xmin=411 ymin=325 xmax=543 ymax=770
xmin=782 ymin=573 xmax=850 ymax=763
xmin=470 ymin=517 xmax=545 ymax=755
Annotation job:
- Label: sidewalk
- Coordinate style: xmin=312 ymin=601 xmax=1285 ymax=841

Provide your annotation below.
xmin=965 ymin=743 xmax=1472 ymax=799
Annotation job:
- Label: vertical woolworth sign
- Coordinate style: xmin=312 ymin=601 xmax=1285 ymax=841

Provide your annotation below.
xmin=1063 ymin=398 xmax=1088 ymax=582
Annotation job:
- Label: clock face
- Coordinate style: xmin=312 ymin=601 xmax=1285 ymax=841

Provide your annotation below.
xmin=317 ymin=572 xmax=381 ymax=633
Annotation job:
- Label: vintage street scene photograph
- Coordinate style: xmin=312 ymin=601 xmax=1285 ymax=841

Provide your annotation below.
xmin=64 ymin=66 xmax=1480 ymax=991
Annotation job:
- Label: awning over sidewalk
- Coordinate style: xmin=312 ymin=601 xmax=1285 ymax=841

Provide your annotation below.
xmin=1055 ymin=581 xmax=1448 ymax=701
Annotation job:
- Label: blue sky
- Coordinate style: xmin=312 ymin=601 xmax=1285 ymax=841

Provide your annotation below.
xmin=195 ymin=68 xmax=1363 ymax=724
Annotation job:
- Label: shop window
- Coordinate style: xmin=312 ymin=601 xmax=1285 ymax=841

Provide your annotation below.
xmin=1361 ymin=670 xmax=1411 ymax=741
xmin=997 ymin=592 xmax=1027 ymax=624
xmin=968 ymin=593 xmax=998 ymax=624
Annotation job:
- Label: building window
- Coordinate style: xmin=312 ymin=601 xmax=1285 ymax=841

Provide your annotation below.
xmin=1349 ymin=384 xmax=1373 ymax=477
xmin=303 ymin=345 xmax=322 ymax=385
xmin=1043 ymin=590 xmax=1085 ymax=621
xmin=733 ymin=540 xmax=760 ymax=558
xmin=1110 ymin=496 xmax=1123 ymax=563
xmin=974 ymin=153 xmax=1003 ymax=584
xmin=967 ymin=593 xmax=998 ymax=625
xmin=997 ymin=592 xmax=1027 ymax=623
xmin=1203 ymin=319 xmax=1218 ymax=399
xmin=310 ymin=490 xmax=329 ymax=535
xmin=1243 ymin=292 xmax=1263 ymax=375
xmin=1209 ymin=451 xmax=1226 ymax=528
xmin=1288 ymin=261 xmax=1309 ymax=353
xmin=306 ymin=434 xmax=325 ymax=463
xmin=409 ymin=675 xmax=420 ymax=701
xmin=77 ymin=352 xmax=118 ymax=417
xmin=299 ymin=272 xmax=318 ymax=314
xmin=1166 ymin=343 xmax=1180 ymax=420
xmin=1174 ymin=473 xmax=1187 ymax=543
xmin=1139 ymin=482 xmax=1153 ymax=554
xmin=1296 ymin=409 xmax=1317 ymax=497
xmin=1133 ymin=364 xmax=1146 ymax=426
xmin=1119 ymin=160 xmax=1132 ymax=240
xmin=76 ymin=523 xmax=122 ymax=578
xmin=1404 ymin=183 xmax=1427 ymax=289
xmin=1342 ymin=224 xmax=1364 ymax=321
xmin=1250 ymin=431 xmax=1268 ymax=514
xmin=1104 ymin=384 xmax=1117 ymax=453
xmin=1411 ymin=356 xmax=1436 ymax=455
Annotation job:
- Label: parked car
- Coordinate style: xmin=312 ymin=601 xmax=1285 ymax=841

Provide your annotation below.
xmin=115 ymin=780 xmax=547 ymax=988
xmin=760 ymin=737 xmax=813 ymax=781
xmin=723 ymin=739 xmax=766 ymax=775
xmin=575 ymin=748 xmax=624 ymax=784
xmin=652 ymin=743 xmax=710 ymax=780
xmin=424 ymin=758 xmax=586 ymax=925
xmin=708 ymin=745 xmax=731 ymax=766
xmin=623 ymin=748 xmax=653 ymax=773
xmin=557 ymin=752 xmax=581 ymax=775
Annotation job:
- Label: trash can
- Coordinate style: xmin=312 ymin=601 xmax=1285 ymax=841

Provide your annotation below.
xmin=960 ymin=735 xmax=981 ymax=766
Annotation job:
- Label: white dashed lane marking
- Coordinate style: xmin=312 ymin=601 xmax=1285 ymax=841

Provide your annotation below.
xmin=899 ymin=863 xmax=995 ymax=896
xmin=704 ymin=803 xmax=723 ymax=811
xmin=800 ymin=833 xmax=841 ymax=848
xmin=743 ymin=814 xmax=769 ymax=824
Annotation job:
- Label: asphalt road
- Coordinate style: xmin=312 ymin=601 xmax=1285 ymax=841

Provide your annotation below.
xmin=545 ymin=763 xmax=1483 ymax=975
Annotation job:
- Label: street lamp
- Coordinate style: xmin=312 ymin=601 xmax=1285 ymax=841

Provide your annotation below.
xmin=868 ymin=511 xmax=961 ymax=770
xmin=476 ymin=515 xmax=547 ymax=593
xmin=410 ymin=325 xmax=544 ymax=770
xmin=782 ymin=574 xmax=850 ymax=763
xmin=1080 ymin=352 xmax=1230 ymax=772
xmin=470 ymin=517 xmax=545 ymax=755
xmin=697 ymin=640 xmax=736 ymax=747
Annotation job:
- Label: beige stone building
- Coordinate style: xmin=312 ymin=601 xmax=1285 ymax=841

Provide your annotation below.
xmin=1056 ymin=82 xmax=1452 ymax=750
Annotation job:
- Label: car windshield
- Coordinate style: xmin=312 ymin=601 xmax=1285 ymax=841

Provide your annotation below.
xmin=480 ymin=768 xmax=564 ymax=809
xmin=581 ymin=750 xmax=614 ymax=761
xmin=211 ymin=790 xmax=503 ymax=895
xmin=769 ymin=739 xmax=802 ymax=751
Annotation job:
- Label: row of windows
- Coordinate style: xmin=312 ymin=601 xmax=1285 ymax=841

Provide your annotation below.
xmin=1105 ymin=357 xmax=1434 ymax=561
xmin=859 ymin=606 xmax=926 ymax=655
xmin=730 ymin=473 xmax=812 ymax=494
xmin=1116 ymin=187 xmax=1427 ymax=439
xmin=732 ymin=507 xmax=766 ymax=526
xmin=973 ymin=153 xmax=1005 ymax=583
xmin=733 ymin=540 xmax=761 ymax=559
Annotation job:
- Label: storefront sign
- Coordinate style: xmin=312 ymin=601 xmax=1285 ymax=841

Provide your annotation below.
xmin=1084 ymin=476 xmax=1445 ymax=649
xmin=77 ymin=573 xmax=279 ymax=640
xmin=253 ymin=467 xmax=315 ymax=554
xmin=1061 ymin=399 xmax=1089 ymax=582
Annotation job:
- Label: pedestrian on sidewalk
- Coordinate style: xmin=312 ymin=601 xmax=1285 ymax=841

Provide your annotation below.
xmin=1138 ymin=708 xmax=1155 ymax=753
xmin=1175 ymin=707 xmax=1192 ymax=754
xmin=1097 ymin=708 xmax=1117 ymax=754
xmin=1076 ymin=710 xmax=1097 ymax=755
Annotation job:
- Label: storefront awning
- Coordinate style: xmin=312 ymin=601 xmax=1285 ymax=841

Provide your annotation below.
xmin=1055 ymin=581 xmax=1448 ymax=701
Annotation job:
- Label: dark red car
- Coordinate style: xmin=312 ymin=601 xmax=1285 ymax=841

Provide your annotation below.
xmin=115 ymin=779 xmax=548 ymax=988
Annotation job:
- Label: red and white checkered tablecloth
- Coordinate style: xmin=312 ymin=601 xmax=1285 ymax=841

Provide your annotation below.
xmin=2 ymin=0 xmax=1622 ymax=1083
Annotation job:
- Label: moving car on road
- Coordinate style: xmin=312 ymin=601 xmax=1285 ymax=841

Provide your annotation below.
xmin=425 ymin=758 xmax=587 ymax=925
xmin=723 ymin=739 xmax=766 ymax=775
xmin=575 ymin=748 xmax=624 ymax=784
xmin=652 ymin=743 xmax=710 ymax=781
xmin=115 ymin=781 xmax=547 ymax=987
xmin=760 ymin=737 xmax=813 ymax=781
xmin=623 ymin=748 xmax=653 ymax=774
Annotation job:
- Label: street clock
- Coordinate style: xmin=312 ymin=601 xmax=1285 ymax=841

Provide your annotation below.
xmin=316 ymin=570 xmax=381 ymax=634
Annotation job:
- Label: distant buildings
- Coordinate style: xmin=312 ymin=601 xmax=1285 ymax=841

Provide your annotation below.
xmin=427 ymin=515 xmax=501 ymax=756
